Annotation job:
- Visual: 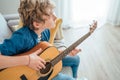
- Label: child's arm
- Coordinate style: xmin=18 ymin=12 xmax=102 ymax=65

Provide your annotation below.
xmin=0 ymin=48 xmax=46 ymax=71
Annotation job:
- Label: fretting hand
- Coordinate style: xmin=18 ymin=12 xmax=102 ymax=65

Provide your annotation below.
xmin=69 ymin=48 xmax=81 ymax=56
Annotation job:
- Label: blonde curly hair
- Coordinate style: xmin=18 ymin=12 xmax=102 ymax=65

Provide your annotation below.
xmin=18 ymin=0 xmax=55 ymax=30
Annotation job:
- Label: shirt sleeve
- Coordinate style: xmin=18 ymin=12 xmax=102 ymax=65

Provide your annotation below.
xmin=0 ymin=32 xmax=26 ymax=56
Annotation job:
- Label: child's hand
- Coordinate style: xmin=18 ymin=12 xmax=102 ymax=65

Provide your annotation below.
xmin=28 ymin=48 xmax=46 ymax=71
xmin=69 ymin=48 xmax=81 ymax=56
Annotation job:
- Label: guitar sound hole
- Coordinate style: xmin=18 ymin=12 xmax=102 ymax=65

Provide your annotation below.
xmin=40 ymin=62 xmax=52 ymax=74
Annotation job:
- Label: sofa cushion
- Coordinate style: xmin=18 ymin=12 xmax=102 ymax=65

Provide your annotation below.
xmin=7 ymin=19 xmax=19 ymax=28
xmin=8 ymin=19 xmax=22 ymax=32
xmin=0 ymin=13 xmax=12 ymax=44
xmin=9 ymin=25 xmax=22 ymax=32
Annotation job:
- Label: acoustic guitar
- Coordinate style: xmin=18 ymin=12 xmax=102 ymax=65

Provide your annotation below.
xmin=0 ymin=21 xmax=97 ymax=80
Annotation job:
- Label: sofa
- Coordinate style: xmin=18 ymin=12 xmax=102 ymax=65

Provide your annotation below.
xmin=0 ymin=13 xmax=18 ymax=44
xmin=0 ymin=12 xmax=72 ymax=76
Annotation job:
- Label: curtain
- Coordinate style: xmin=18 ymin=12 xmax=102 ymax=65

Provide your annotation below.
xmin=53 ymin=0 xmax=120 ymax=27
xmin=53 ymin=0 xmax=73 ymax=27
xmin=106 ymin=0 xmax=120 ymax=26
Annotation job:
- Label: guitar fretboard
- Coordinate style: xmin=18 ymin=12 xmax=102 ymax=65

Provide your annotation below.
xmin=51 ymin=32 xmax=91 ymax=66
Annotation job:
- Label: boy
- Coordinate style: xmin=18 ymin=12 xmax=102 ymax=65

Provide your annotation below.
xmin=0 ymin=0 xmax=81 ymax=80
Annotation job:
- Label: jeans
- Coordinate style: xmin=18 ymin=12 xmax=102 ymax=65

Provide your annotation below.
xmin=52 ymin=73 xmax=75 ymax=80
xmin=52 ymin=55 xmax=80 ymax=80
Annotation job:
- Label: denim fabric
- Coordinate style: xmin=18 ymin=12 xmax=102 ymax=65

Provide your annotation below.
xmin=52 ymin=73 xmax=75 ymax=80
xmin=62 ymin=55 xmax=80 ymax=78
xmin=52 ymin=55 xmax=80 ymax=80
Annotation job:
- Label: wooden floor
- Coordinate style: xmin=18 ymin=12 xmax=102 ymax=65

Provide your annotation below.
xmin=62 ymin=24 xmax=120 ymax=80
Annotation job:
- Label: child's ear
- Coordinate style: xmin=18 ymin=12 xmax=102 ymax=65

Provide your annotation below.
xmin=33 ymin=21 xmax=40 ymax=28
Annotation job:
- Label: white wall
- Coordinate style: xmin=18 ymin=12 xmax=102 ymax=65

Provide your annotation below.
xmin=0 ymin=0 xmax=19 ymax=14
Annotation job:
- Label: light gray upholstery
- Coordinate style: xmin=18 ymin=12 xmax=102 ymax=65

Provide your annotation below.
xmin=0 ymin=13 xmax=12 ymax=43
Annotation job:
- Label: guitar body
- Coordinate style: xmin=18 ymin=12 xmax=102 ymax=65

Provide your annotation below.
xmin=0 ymin=42 xmax=62 ymax=80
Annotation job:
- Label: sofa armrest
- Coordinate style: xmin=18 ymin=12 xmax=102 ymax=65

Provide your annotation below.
xmin=3 ymin=14 xmax=19 ymax=32
xmin=3 ymin=14 xmax=19 ymax=21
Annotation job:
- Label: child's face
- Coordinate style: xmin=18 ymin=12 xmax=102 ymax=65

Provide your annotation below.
xmin=43 ymin=9 xmax=57 ymax=29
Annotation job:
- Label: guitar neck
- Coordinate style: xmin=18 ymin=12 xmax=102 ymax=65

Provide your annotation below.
xmin=51 ymin=32 xmax=91 ymax=66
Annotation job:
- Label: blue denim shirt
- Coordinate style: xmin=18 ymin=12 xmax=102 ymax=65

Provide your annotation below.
xmin=0 ymin=26 xmax=50 ymax=56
